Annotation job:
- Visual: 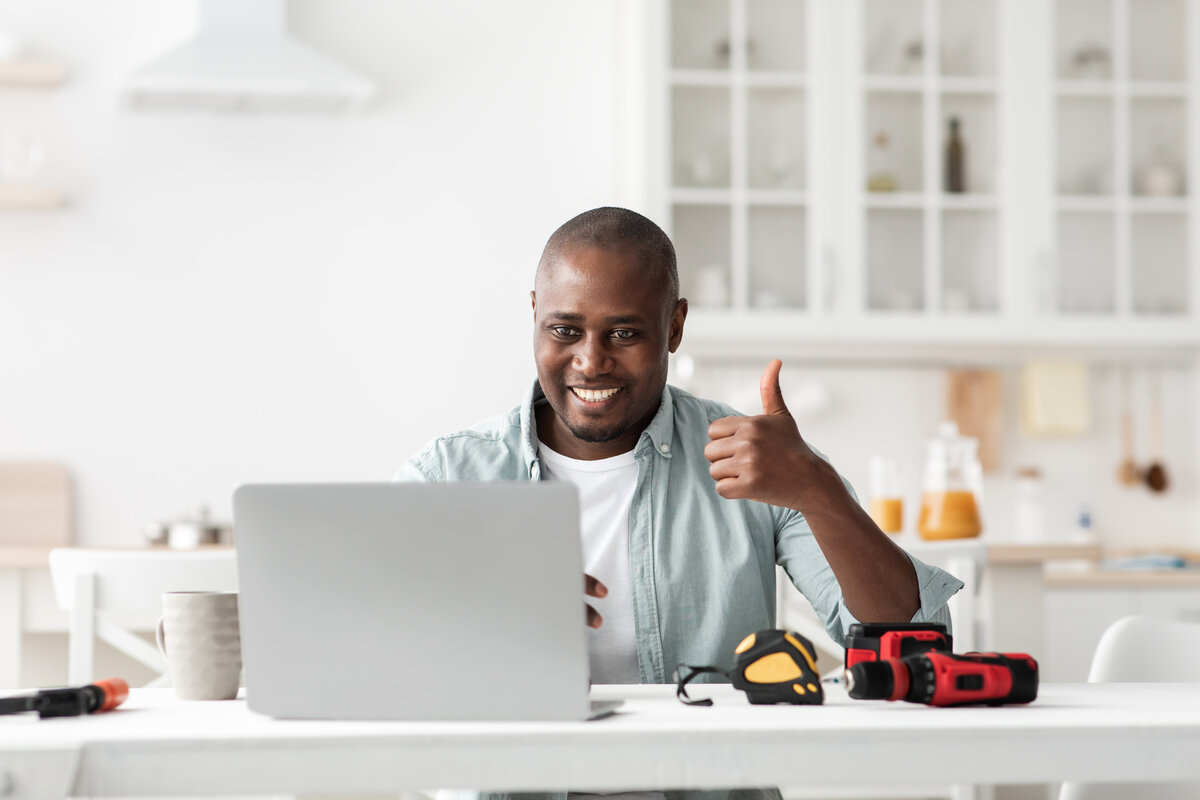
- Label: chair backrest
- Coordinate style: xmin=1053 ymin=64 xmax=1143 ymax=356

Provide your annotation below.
xmin=49 ymin=547 xmax=238 ymax=622
xmin=1087 ymin=615 xmax=1200 ymax=683
xmin=0 ymin=461 xmax=72 ymax=546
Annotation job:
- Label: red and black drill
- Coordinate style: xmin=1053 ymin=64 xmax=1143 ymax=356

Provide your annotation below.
xmin=845 ymin=650 xmax=1039 ymax=707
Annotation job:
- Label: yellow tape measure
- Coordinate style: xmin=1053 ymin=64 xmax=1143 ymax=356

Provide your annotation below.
xmin=675 ymin=629 xmax=824 ymax=706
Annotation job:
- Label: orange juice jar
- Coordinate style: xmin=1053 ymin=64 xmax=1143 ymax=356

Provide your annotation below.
xmin=917 ymin=422 xmax=983 ymax=540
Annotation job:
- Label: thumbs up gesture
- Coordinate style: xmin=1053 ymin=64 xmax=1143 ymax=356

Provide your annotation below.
xmin=704 ymin=360 xmax=828 ymax=512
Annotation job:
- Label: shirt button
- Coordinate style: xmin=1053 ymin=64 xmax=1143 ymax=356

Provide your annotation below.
xmin=660 ymin=443 xmax=670 ymax=454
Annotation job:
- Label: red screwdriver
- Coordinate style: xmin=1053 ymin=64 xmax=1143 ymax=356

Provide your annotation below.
xmin=0 ymin=678 xmax=129 ymax=719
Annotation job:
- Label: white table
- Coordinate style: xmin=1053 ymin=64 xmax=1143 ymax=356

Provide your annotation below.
xmin=2 ymin=684 xmax=1199 ymax=799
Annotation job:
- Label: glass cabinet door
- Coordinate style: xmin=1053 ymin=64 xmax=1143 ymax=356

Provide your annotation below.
xmin=1052 ymin=0 xmax=1191 ymax=319
xmin=857 ymin=0 xmax=1001 ymax=315
xmin=666 ymin=0 xmax=812 ymax=313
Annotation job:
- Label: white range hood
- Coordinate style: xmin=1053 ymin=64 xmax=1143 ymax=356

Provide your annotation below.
xmin=124 ymin=0 xmax=376 ymax=114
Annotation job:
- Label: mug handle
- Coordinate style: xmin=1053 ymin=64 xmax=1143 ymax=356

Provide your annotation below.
xmin=155 ymin=616 xmax=167 ymax=658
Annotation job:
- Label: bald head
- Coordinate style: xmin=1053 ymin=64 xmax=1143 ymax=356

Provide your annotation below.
xmin=535 ymin=207 xmax=679 ymax=309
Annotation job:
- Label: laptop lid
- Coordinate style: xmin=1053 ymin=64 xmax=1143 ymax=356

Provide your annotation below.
xmin=233 ymin=481 xmax=591 ymax=721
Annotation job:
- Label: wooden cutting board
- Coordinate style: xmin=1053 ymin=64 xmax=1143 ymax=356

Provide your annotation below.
xmin=0 ymin=461 xmax=73 ymax=546
xmin=946 ymin=370 xmax=1003 ymax=472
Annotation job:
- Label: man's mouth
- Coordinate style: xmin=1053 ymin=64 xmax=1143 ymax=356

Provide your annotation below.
xmin=571 ymin=387 xmax=622 ymax=403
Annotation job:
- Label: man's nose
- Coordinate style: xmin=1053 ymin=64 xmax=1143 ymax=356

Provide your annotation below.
xmin=572 ymin=335 xmax=613 ymax=376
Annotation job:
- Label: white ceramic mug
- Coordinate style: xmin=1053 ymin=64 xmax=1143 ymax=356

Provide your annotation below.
xmin=156 ymin=591 xmax=242 ymax=701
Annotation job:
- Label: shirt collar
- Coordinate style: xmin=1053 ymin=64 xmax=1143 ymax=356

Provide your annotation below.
xmin=520 ymin=380 xmax=676 ymax=472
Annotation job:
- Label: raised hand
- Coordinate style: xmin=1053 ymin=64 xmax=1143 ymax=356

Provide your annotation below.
xmin=704 ymin=359 xmax=827 ymax=512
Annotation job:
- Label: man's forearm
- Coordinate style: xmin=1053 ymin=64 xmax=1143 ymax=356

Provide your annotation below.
xmin=796 ymin=461 xmax=921 ymax=623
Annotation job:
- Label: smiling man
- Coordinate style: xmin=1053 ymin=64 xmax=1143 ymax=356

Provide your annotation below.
xmin=399 ymin=207 xmax=962 ymax=798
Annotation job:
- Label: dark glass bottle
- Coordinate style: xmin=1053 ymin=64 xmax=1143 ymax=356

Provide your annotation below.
xmin=945 ymin=116 xmax=966 ymax=193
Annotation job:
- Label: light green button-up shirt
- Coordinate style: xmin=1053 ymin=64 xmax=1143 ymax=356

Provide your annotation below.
xmin=399 ymin=381 xmax=963 ymax=800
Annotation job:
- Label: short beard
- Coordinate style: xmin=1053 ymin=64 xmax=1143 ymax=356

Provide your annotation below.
xmin=563 ymin=418 xmax=627 ymax=444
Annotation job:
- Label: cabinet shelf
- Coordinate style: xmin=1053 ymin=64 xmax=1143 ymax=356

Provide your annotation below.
xmin=863 ymin=76 xmax=999 ymax=95
xmin=0 ymin=59 xmax=65 ymax=88
xmin=1056 ymin=80 xmax=1188 ymax=99
xmin=745 ymin=72 xmax=808 ymax=89
xmin=864 ymin=193 xmax=999 ymax=211
xmin=745 ymin=189 xmax=808 ymax=206
xmin=670 ymin=71 xmax=809 ymax=90
xmin=1057 ymin=196 xmax=1190 ymax=213
xmin=670 ymin=188 xmax=733 ymax=205
xmin=670 ymin=70 xmax=733 ymax=87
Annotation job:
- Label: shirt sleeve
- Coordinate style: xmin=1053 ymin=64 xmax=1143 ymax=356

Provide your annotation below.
xmin=776 ymin=471 xmax=964 ymax=645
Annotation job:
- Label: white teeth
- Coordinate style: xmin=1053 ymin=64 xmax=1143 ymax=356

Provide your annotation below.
xmin=572 ymin=387 xmax=621 ymax=402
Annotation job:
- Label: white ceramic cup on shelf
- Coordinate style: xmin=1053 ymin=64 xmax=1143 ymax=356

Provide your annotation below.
xmin=156 ymin=591 xmax=242 ymax=701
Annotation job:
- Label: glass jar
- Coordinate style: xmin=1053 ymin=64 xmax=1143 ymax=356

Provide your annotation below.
xmin=917 ymin=421 xmax=983 ymax=540
xmin=867 ymin=454 xmax=904 ymax=534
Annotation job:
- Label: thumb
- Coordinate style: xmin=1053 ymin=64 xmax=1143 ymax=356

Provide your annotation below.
xmin=760 ymin=359 xmax=791 ymax=416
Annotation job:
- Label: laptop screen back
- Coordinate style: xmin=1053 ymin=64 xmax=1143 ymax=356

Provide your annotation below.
xmin=233 ymin=481 xmax=589 ymax=721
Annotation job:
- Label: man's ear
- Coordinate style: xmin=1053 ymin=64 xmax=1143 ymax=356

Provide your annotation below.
xmin=667 ymin=298 xmax=688 ymax=353
xmin=530 ymin=290 xmax=537 ymax=318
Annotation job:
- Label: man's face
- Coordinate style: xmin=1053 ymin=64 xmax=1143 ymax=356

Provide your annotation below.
xmin=532 ymin=244 xmax=686 ymax=460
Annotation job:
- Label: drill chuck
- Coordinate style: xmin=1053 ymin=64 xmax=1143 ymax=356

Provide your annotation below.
xmin=844 ymin=661 xmax=902 ymax=700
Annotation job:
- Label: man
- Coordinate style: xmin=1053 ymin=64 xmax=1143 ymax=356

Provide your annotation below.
xmin=399 ymin=207 xmax=961 ymax=799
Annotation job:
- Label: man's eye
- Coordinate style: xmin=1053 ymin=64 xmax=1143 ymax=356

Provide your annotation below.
xmin=551 ymin=326 xmax=578 ymax=338
xmin=611 ymin=329 xmax=637 ymax=341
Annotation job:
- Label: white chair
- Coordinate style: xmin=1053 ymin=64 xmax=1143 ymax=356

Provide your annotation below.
xmin=1059 ymin=615 xmax=1200 ymax=800
xmin=48 ymin=547 xmax=238 ymax=686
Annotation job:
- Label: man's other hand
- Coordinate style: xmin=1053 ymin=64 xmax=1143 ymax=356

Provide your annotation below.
xmin=704 ymin=359 xmax=828 ymax=511
xmin=585 ymin=573 xmax=607 ymax=628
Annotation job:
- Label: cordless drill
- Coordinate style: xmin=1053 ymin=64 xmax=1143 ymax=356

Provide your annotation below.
xmin=845 ymin=651 xmax=1038 ymax=707
xmin=0 ymin=678 xmax=129 ymax=719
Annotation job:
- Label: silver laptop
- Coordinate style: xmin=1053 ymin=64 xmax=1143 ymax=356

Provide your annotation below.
xmin=233 ymin=481 xmax=619 ymax=721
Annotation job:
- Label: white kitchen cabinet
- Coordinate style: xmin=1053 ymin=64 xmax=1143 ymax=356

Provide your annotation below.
xmin=1044 ymin=585 xmax=1200 ymax=681
xmin=652 ymin=0 xmax=1200 ymax=358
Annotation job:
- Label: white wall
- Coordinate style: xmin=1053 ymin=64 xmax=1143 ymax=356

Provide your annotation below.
xmin=1 ymin=0 xmax=1196 ymax=552
xmin=1 ymin=0 xmax=641 ymax=544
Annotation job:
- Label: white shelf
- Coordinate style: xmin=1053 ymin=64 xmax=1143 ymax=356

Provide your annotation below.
xmin=0 ymin=185 xmax=65 ymax=211
xmin=939 ymin=77 xmax=1000 ymax=95
xmin=862 ymin=76 xmax=998 ymax=94
xmin=1056 ymin=80 xmax=1188 ymax=98
xmin=1128 ymin=81 xmax=1189 ymax=98
xmin=941 ymin=194 xmax=999 ymax=211
xmin=745 ymin=189 xmax=808 ymax=206
xmin=0 ymin=59 xmax=65 ymax=88
xmin=1057 ymin=195 xmax=1191 ymax=214
xmin=862 ymin=194 xmax=998 ymax=211
xmin=1056 ymin=195 xmax=1119 ymax=213
xmin=670 ymin=70 xmax=732 ymax=87
xmin=744 ymin=72 xmax=807 ymax=88
xmin=862 ymin=192 xmax=924 ymax=210
xmin=862 ymin=75 xmax=924 ymax=93
xmin=1129 ymin=197 xmax=1190 ymax=213
xmin=670 ymin=188 xmax=732 ymax=205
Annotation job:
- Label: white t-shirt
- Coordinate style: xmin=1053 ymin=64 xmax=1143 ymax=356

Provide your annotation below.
xmin=538 ymin=444 xmax=641 ymax=685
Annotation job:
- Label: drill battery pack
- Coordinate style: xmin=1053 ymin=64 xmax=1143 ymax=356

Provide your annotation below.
xmin=844 ymin=622 xmax=952 ymax=669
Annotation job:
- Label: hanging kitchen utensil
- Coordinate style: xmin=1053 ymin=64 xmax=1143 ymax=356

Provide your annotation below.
xmin=1117 ymin=369 xmax=1140 ymax=487
xmin=1144 ymin=371 xmax=1169 ymax=493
